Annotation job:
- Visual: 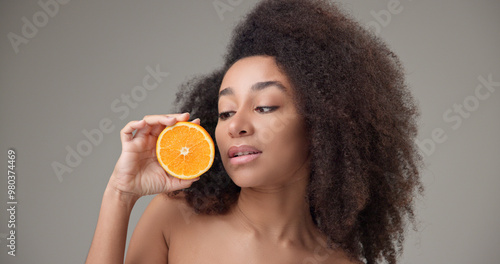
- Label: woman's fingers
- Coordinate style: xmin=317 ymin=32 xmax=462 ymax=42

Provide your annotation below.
xmin=191 ymin=118 xmax=201 ymax=125
xmin=120 ymin=120 xmax=146 ymax=143
xmin=120 ymin=113 xmax=195 ymax=143
xmin=149 ymin=124 xmax=166 ymax=138
xmin=165 ymin=175 xmax=200 ymax=192
xmin=142 ymin=113 xmax=190 ymax=127
xmin=134 ymin=122 xmax=153 ymax=139
xmin=143 ymin=113 xmax=197 ymax=136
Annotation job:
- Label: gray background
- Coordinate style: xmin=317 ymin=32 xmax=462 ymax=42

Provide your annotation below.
xmin=1 ymin=0 xmax=499 ymax=263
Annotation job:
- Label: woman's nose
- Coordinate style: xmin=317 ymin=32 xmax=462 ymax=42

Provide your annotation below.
xmin=228 ymin=111 xmax=254 ymax=138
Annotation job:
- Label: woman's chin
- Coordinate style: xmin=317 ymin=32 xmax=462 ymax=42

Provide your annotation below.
xmin=229 ymin=175 xmax=259 ymax=188
xmin=228 ymin=172 xmax=268 ymax=189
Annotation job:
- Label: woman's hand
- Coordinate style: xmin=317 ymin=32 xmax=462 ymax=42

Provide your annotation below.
xmin=108 ymin=112 xmax=201 ymax=198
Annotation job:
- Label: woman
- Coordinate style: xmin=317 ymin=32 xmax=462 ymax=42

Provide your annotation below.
xmin=86 ymin=0 xmax=422 ymax=263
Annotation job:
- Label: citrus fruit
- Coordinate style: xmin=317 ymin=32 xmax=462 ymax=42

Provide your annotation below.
xmin=156 ymin=121 xmax=215 ymax=180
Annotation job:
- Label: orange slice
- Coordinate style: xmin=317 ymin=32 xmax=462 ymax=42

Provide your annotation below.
xmin=156 ymin=122 xmax=215 ymax=180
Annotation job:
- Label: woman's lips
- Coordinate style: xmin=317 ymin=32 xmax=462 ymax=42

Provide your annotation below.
xmin=229 ymin=152 xmax=262 ymax=165
xmin=228 ymin=145 xmax=262 ymax=165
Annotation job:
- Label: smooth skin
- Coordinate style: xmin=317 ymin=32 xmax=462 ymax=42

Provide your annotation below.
xmin=86 ymin=56 xmax=358 ymax=264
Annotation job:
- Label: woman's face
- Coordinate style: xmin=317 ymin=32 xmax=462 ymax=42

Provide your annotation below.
xmin=215 ymin=56 xmax=310 ymax=188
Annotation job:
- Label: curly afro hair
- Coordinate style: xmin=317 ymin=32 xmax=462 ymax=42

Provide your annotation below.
xmin=172 ymin=0 xmax=423 ymax=263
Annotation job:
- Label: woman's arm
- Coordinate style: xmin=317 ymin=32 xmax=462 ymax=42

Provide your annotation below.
xmin=124 ymin=193 xmax=184 ymax=264
xmin=85 ymin=113 xmax=200 ymax=264
xmin=85 ymin=183 xmax=139 ymax=264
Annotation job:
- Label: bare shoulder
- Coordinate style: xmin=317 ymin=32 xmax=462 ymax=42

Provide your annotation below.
xmin=142 ymin=193 xmax=196 ymax=240
xmin=125 ymin=193 xmax=196 ymax=263
xmin=331 ymin=255 xmax=363 ymax=264
xmin=297 ymin=244 xmax=361 ymax=264
xmin=309 ymin=235 xmax=362 ymax=264
xmin=324 ymin=250 xmax=363 ymax=264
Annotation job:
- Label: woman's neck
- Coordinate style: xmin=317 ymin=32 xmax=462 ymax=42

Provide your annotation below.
xmin=231 ymin=172 xmax=320 ymax=247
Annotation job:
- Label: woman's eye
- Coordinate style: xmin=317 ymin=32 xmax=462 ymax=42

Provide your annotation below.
xmin=218 ymin=107 xmax=278 ymax=120
xmin=255 ymin=106 xmax=279 ymax=113
xmin=218 ymin=111 xmax=234 ymax=120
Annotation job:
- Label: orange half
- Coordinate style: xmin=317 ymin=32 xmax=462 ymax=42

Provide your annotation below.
xmin=156 ymin=122 xmax=215 ymax=180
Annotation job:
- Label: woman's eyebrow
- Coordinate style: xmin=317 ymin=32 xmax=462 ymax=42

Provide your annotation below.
xmin=219 ymin=87 xmax=234 ymax=97
xmin=218 ymin=81 xmax=287 ymax=98
xmin=251 ymin=81 xmax=287 ymax=93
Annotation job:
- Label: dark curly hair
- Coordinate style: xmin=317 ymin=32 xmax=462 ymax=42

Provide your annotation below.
xmin=171 ymin=0 xmax=423 ymax=263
